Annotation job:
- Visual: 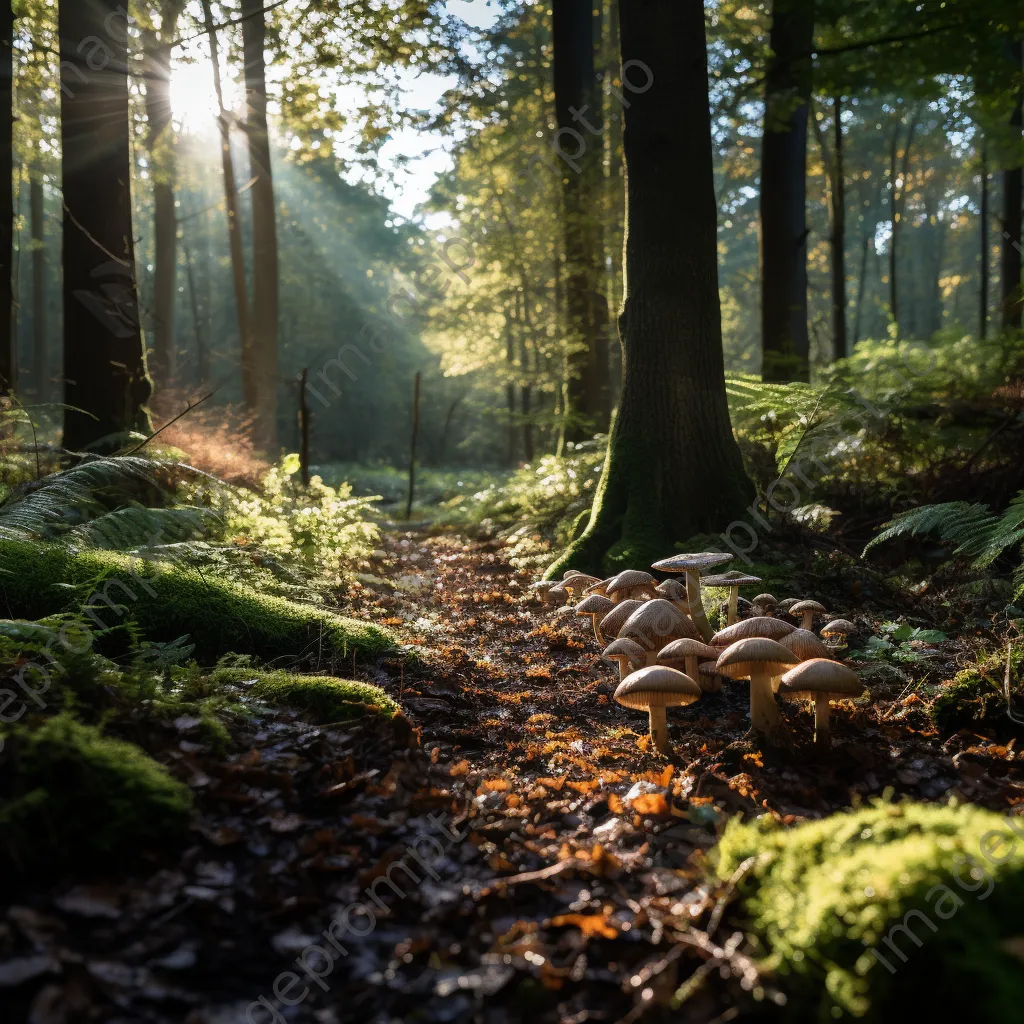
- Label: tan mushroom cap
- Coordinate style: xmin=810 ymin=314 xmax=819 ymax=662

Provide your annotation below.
xmin=777 ymin=658 xmax=863 ymax=700
xmin=716 ymin=637 xmax=799 ymax=680
xmin=563 ymin=569 xmax=583 ymax=579
xmin=777 ymin=597 xmax=800 ymax=612
xmin=583 ymin=576 xmax=616 ymax=597
xmin=614 ymin=665 xmax=702 ymax=709
xmin=652 ymin=552 xmax=733 ymax=573
xmin=599 ymin=599 xmax=644 ymax=639
xmin=603 ymin=637 xmax=646 ymax=666
xmin=702 ymin=571 xmax=762 ymax=588
xmin=655 ymin=578 xmax=688 ymax=600
xmin=563 ymin=573 xmax=602 ymax=597
xmin=606 ymin=569 xmax=657 ymax=596
xmin=752 ymin=593 xmax=778 ymax=607
xmin=712 ymin=616 xmax=796 ymax=645
xmin=781 ymin=628 xmax=832 ymax=661
xmin=618 ymin=599 xmax=700 ymax=650
xmin=576 ymin=594 xmax=615 ymax=617
xmin=657 ymin=638 xmax=721 ymax=662
xmin=821 ymin=618 xmax=857 ymax=636
xmin=790 ymin=599 xmax=826 ymax=616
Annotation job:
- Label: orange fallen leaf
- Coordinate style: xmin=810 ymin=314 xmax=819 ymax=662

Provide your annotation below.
xmin=550 ymin=913 xmax=619 ymax=940
xmin=449 ymin=760 xmax=471 ymax=777
xmin=632 ymin=792 xmax=670 ymax=816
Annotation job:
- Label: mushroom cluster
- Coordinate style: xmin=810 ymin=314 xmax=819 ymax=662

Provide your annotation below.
xmin=536 ymin=556 xmax=869 ymax=754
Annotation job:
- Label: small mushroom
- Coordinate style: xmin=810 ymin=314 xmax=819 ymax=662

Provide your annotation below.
xmin=598 ymin=599 xmax=645 ymax=642
xmin=777 ymin=658 xmax=864 ymax=749
xmin=606 ymin=569 xmax=659 ymax=602
xmin=780 ymin=628 xmax=831 ymax=662
xmin=530 ymin=581 xmax=568 ymax=607
xmin=789 ymin=599 xmax=827 ymax=631
xmin=583 ymin=576 xmax=615 ymax=598
xmin=657 ymin=638 xmax=721 ymax=689
xmin=618 ymin=599 xmax=700 ymax=664
xmin=716 ymin=637 xmax=799 ymax=738
xmin=603 ymin=637 xmax=647 ymax=681
xmin=751 ymin=593 xmax=778 ymax=617
xmin=576 ymin=594 xmax=616 ymax=643
xmin=562 ymin=573 xmax=602 ymax=601
xmin=697 ymin=660 xmax=724 ymax=693
xmin=777 ymin=597 xmax=800 ymax=613
xmin=655 ymin=578 xmax=690 ymax=616
xmin=712 ymin=616 xmax=796 ymax=646
xmin=651 ymin=552 xmax=734 ymax=642
xmin=614 ymin=665 xmax=701 ymax=755
xmin=821 ymin=618 xmax=856 ymax=643
xmin=702 ymin=571 xmax=762 ymax=625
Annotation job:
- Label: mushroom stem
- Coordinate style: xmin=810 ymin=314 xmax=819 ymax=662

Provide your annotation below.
xmin=590 ymin=615 xmax=603 ymax=645
xmin=801 ymin=611 xmax=814 ymax=630
xmin=647 ymin=705 xmax=670 ymax=754
xmin=749 ymin=668 xmax=786 ymax=737
xmin=813 ymin=693 xmax=832 ymax=748
xmin=727 ymin=588 xmax=739 ymax=626
xmin=685 ymin=570 xmax=714 ymax=642
xmin=685 ymin=655 xmax=699 ymax=681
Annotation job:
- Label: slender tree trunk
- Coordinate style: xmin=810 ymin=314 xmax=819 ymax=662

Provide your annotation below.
xmin=242 ymin=0 xmax=279 ymax=450
xmin=830 ymin=96 xmax=847 ymax=360
xmin=505 ymin=308 xmax=516 ymax=465
xmin=549 ymin=0 xmax=754 ymax=576
xmin=201 ymin=0 xmax=255 ymax=411
xmin=30 ymin=163 xmax=46 ymax=400
xmin=60 ymin=0 xmax=152 ymax=451
xmin=0 ymin=3 xmax=14 ymax=394
xmin=603 ymin=0 xmax=624 ymax=400
xmin=981 ymin=146 xmax=990 ymax=339
xmin=1002 ymin=39 xmax=1023 ymax=331
xmin=181 ymin=222 xmax=208 ymax=388
xmin=852 ymin=230 xmax=870 ymax=347
xmin=553 ymin=0 xmax=609 ymax=440
xmin=889 ymin=108 xmax=919 ymax=336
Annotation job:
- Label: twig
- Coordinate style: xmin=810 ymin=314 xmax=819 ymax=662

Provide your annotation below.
xmin=123 ymin=390 xmax=218 ymax=455
xmin=707 ymin=855 xmax=758 ymax=939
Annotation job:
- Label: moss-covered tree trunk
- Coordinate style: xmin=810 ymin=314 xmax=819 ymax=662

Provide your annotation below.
xmin=60 ymin=0 xmax=152 ymax=452
xmin=0 ymin=2 xmax=14 ymax=394
xmin=547 ymin=0 xmax=754 ymax=577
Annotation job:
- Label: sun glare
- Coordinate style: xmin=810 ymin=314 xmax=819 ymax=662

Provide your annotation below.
xmin=169 ymin=55 xmax=220 ymax=127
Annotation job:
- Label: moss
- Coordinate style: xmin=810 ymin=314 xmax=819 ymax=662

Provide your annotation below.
xmin=0 ymin=540 xmax=396 ymax=667
xmin=0 ymin=713 xmax=192 ymax=877
xmin=715 ymin=801 xmax=1024 ymax=1021
xmin=211 ymin=667 xmax=400 ymax=723
xmin=931 ymin=647 xmax=1024 ymax=735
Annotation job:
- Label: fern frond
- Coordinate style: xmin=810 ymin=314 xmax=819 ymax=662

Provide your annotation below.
xmin=863 ymin=502 xmax=999 ymax=556
xmin=68 ymin=505 xmax=218 ymax=550
xmin=969 ymin=491 xmax=1024 ymax=568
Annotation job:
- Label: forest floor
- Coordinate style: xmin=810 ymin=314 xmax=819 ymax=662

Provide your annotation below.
xmin=4 ymin=529 xmax=1023 ymax=1023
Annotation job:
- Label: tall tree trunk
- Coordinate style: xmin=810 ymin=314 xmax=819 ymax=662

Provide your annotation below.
xmin=602 ymin=0 xmax=624 ymax=400
xmin=0 ymin=3 xmax=13 ymax=394
xmin=981 ymin=146 xmax=989 ymax=339
xmin=830 ymin=96 xmax=847 ymax=360
xmin=852 ymin=230 xmax=871 ymax=347
xmin=201 ymin=0 xmax=255 ymax=411
xmin=760 ymin=0 xmax=814 ymax=383
xmin=242 ymin=0 xmax=279 ymax=451
xmin=889 ymin=108 xmax=919 ymax=336
xmin=549 ymin=0 xmax=754 ymax=576
xmin=1002 ymin=38 xmax=1023 ymax=331
xmin=553 ymin=0 xmax=609 ymax=440
xmin=30 ymin=164 xmax=45 ymax=399
xmin=60 ymin=0 xmax=152 ymax=451
xmin=505 ymin=308 xmax=516 ymax=465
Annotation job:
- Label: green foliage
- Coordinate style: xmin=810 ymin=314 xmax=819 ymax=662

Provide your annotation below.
xmin=0 ymin=540 xmax=396 ymax=666
xmin=849 ymin=621 xmax=949 ymax=665
xmin=931 ymin=646 xmax=1024 ymax=734
xmin=0 ymin=713 xmax=192 ymax=877
xmin=716 ymin=800 xmax=1024 ymax=1021
xmin=210 ymin=667 xmax=400 ymax=723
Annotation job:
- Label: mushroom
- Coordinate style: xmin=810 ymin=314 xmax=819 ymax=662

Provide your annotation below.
xmin=583 ymin=576 xmax=615 ymax=598
xmin=655 ymin=578 xmax=690 ymax=616
xmin=701 ymin=571 xmax=762 ymax=626
xmin=618 ymin=599 xmax=700 ymax=664
xmin=614 ymin=665 xmax=701 ymax=755
xmin=530 ymin=581 xmax=568 ymax=607
xmin=711 ymin=616 xmax=795 ymax=647
xmin=651 ymin=552 xmax=734 ymax=642
xmin=821 ymin=618 xmax=856 ymax=643
xmin=780 ymin=628 xmax=832 ymax=662
xmin=777 ymin=658 xmax=864 ymax=749
xmin=789 ymin=599 xmax=827 ymax=631
xmin=698 ymin=660 xmax=724 ymax=693
xmin=751 ymin=593 xmax=777 ymax=617
xmin=716 ymin=637 xmax=799 ymax=738
xmin=575 ymin=594 xmax=616 ymax=643
xmin=657 ymin=638 xmax=721 ymax=689
xmin=603 ymin=637 xmax=647 ymax=681
xmin=606 ymin=569 xmax=659 ymax=602
xmin=562 ymin=573 xmax=602 ymax=601
xmin=777 ymin=597 xmax=800 ymax=614
xmin=598 ymin=599 xmax=644 ymax=642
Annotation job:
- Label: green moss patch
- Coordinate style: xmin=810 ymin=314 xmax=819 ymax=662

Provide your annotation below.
xmin=211 ymin=667 xmax=400 ymax=723
xmin=0 ymin=540 xmax=396 ymax=666
xmin=931 ymin=647 xmax=1023 ymax=735
xmin=716 ymin=801 xmax=1024 ymax=1020
xmin=0 ymin=713 xmax=192 ymax=877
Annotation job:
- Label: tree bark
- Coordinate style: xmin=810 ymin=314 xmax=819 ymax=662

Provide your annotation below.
xmin=242 ymin=0 xmax=279 ymax=451
xmin=830 ymin=96 xmax=847 ymax=360
xmin=889 ymin=107 xmax=919 ymax=336
xmin=548 ymin=0 xmax=754 ymax=576
xmin=553 ymin=0 xmax=609 ymax=440
xmin=760 ymin=0 xmax=814 ymax=383
xmin=0 ymin=3 xmax=14 ymax=393
xmin=60 ymin=0 xmax=152 ymax=452
xmin=30 ymin=161 xmax=46 ymax=400
xmin=980 ymin=146 xmax=989 ymax=340
xmin=1001 ymin=38 xmax=1023 ymax=331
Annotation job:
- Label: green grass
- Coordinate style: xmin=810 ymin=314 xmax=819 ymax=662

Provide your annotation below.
xmin=0 ymin=540 xmax=396 ymax=667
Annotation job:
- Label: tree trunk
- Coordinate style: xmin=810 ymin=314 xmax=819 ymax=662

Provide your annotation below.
xmin=981 ymin=146 xmax=989 ymax=340
xmin=830 ymin=96 xmax=847 ymax=360
xmin=30 ymin=163 xmax=46 ymax=400
xmin=201 ymin=0 xmax=255 ymax=412
xmin=760 ymin=0 xmax=814 ymax=383
xmin=242 ymin=0 xmax=279 ymax=451
xmin=889 ymin=108 xmax=919 ymax=336
xmin=852 ymin=230 xmax=870 ymax=347
xmin=553 ymin=0 xmax=609 ymax=440
xmin=548 ymin=0 xmax=754 ymax=576
xmin=0 ymin=3 xmax=13 ymax=393
xmin=60 ymin=0 xmax=152 ymax=452
xmin=1002 ymin=39 xmax=1023 ymax=331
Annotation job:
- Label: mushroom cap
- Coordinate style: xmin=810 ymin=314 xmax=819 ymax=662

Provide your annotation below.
xmin=712 ymin=616 xmax=796 ymax=645
xmin=777 ymin=658 xmax=863 ymax=700
xmin=657 ymin=638 xmax=721 ymax=662
xmin=614 ymin=666 xmax=702 ymax=709
xmin=576 ymin=594 xmax=615 ymax=616
xmin=702 ymin=571 xmax=762 ymax=588
xmin=652 ymin=552 xmax=734 ymax=574
xmin=563 ymin=570 xmax=583 ymax=579
xmin=716 ymin=637 xmax=799 ymax=680
xmin=598 ymin=599 xmax=644 ymax=639
xmin=789 ymin=599 xmax=827 ymax=615
xmin=606 ymin=569 xmax=657 ymax=597
xmin=563 ymin=573 xmax=602 ymax=596
xmin=655 ymin=578 xmax=688 ymax=600
xmin=781 ymin=628 xmax=832 ymax=661
xmin=583 ymin=576 xmax=615 ymax=597
xmin=821 ymin=618 xmax=857 ymax=636
xmin=777 ymin=597 xmax=800 ymax=612
xmin=603 ymin=637 xmax=647 ymax=666
xmin=751 ymin=592 xmax=778 ymax=606
xmin=618 ymin=599 xmax=700 ymax=650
